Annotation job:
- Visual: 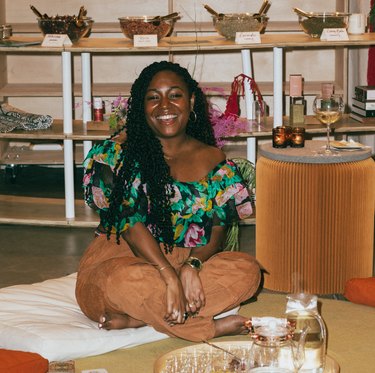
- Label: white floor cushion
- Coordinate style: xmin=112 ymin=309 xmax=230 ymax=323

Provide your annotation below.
xmin=0 ymin=273 xmax=169 ymax=361
xmin=0 ymin=273 xmax=239 ymax=362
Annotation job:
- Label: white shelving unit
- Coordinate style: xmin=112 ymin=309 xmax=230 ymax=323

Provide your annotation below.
xmin=1 ymin=0 xmax=375 ymax=226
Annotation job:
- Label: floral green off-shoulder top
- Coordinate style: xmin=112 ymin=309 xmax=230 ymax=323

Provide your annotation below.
xmin=83 ymin=139 xmax=252 ymax=248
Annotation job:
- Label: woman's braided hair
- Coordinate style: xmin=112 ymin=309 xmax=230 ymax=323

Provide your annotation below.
xmin=105 ymin=61 xmax=217 ymax=253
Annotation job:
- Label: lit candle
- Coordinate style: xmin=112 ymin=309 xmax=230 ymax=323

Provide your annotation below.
xmin=272 ymin=127 xmax=288 ymax=148
xmin=291 ymin=127 xmax=305 ymax=148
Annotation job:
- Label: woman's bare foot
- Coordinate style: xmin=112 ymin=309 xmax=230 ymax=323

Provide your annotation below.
xmin=213 ymin=315 xmax=250 ymax=338
xmin=98 ymin=312 xmax=146 ymax=330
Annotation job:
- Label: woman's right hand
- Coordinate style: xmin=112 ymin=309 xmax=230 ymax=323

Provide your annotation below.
xmin=160 ymin=267 xmax=188 ymax=325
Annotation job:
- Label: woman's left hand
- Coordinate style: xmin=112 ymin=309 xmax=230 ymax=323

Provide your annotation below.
xmin=179 ymin=265 xmax=205 ymax=315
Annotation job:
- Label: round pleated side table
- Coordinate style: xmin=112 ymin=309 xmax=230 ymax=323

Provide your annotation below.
xmin=255 ymin=140 xmax=375 ymax=294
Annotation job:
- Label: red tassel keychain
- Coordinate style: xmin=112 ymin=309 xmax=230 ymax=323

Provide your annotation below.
xmin=222 ymin=73 xmax=264 ymax=119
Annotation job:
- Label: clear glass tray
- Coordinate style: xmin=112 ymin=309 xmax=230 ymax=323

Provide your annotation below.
xmin=154 ymin=340 xmax=340 ymax=372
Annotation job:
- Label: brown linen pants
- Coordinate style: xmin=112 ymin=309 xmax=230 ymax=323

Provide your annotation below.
xmin=75 ymin=234 xmax=261 ymax=342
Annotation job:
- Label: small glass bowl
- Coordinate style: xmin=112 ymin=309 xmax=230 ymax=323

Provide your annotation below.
xmin=297 ymin=12 xmax=349 ymax=38
xmin=118 ymin=16 xmax=176 ymax=41
xmin=37 ymin=16 xmax=94 ymax=43
xmin=212 ymin=13 xmax=268 ymax=40
xmin=0 ymin=25 xmax=12 ymax=40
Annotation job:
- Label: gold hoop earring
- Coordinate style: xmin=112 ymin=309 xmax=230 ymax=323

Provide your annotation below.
xmin=189 ymin=110 xmax=197 ymax=123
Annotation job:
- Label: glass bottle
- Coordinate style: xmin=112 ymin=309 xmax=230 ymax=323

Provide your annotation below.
xmin=253 ymin=99 xmax=267 ymax=125
xmin=285 ymin=293 xmax=327 ymax=373
xmin=289 ymin=74 xmax=306 ymax=125
xmin=93 ymin=97 xmax=104 ymax=121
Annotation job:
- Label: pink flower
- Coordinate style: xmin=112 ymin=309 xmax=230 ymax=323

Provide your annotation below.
xmin=192 ymin=197 xmax=208 ymax=214
xmin=216 ymin=184 xmax=243 ymax=206
xmin=209 ymin=104 xmax=250 ymax=148
xmin=184 ymin=224 xmax=205 ymax=247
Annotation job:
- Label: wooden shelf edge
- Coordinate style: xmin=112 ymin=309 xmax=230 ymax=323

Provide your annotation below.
xmin=11 ymin=21 xmax=302 ymax=35
xmin=0 ymin=194 xmax=99 ymax=227
xmin=0 ymin=217 xmax=98 ymax=228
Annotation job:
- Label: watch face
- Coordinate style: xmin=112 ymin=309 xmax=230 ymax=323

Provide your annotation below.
xmin=190 ymin=258 xmax=202 ymax=270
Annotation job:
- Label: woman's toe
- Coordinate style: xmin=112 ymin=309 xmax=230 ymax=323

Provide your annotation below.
xmin=98 ymin=314 xmax=111 ymax=329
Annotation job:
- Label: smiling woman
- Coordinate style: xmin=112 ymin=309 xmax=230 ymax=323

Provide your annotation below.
xmin=75 ymin=61 xmax=261 ymax=343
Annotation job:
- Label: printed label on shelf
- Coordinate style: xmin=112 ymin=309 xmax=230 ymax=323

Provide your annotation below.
xmin=320 ymin=28 xmax=349 ymax=41
xmin=30 ymin=143 xmax=63 ymax=151
xmin=133 ymin=34 xmax=158 ymax=47
xmin=235 ymin=31 xmax=261 ymax=44
xmin=42 ymin=34 xmax=73 ymax=47
xmin=8 ymin=141 xmax=31 ymax=147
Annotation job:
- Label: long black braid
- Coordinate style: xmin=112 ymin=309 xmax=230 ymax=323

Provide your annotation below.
xmin=105 ymin=61 xmax=217 ymax=253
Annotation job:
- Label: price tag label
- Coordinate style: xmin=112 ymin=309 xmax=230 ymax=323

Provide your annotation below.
xmin=41 ymin=34 xmax=73 ymax=47
xmin=133 ymin=34 xmax=158 ymax=47
xmin=320 ymin=28 xmax=349 ymax=41
xmin=235 ymin=31 xmax=261 ymax=44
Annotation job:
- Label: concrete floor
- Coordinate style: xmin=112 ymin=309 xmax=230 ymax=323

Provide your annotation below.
xmin=0 ymin=225 xmax=93 ymax=288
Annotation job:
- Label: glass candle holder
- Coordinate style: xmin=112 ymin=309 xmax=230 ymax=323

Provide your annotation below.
xmin=272 ymin=126 xmax=288 ymax=148
xmin=290 ymin=127 xmax=306 ymax=148
xmin=285 ymin=126 xmax=293 ymax=146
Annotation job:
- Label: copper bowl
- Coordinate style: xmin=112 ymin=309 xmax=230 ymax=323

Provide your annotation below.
xmin=118 ymin=16 xmax=176 ymax=41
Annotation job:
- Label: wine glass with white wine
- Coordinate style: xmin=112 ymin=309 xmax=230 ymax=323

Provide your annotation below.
xmin=312 ymin=94 xmax=344 ymax=155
